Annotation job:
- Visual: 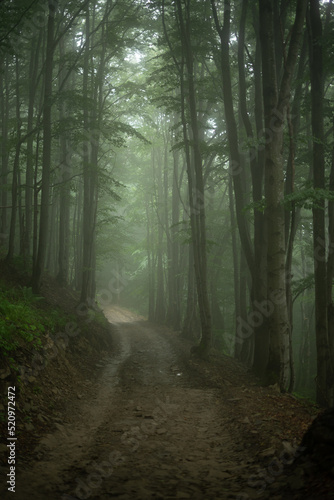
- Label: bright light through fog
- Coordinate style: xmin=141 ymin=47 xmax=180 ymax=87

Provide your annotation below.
xmin=125 ymin=50 xmax=144 ymax=63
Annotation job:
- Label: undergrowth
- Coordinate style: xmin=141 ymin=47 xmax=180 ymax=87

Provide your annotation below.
xmin=0 ymin=282 xmax=67 ymax=355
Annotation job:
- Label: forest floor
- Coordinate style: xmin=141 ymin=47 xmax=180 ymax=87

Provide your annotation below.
xmin=1 ymin=298 xmax=333 ymax=499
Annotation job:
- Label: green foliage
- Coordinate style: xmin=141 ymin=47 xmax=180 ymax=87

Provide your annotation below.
xmin=245 ymin=188 xmax=334 ymax=215
xmin=0 ymin=284 xmax=67 ymax=355
xmin=244 ymin=198 xmax=266 ymax=213
xmin=284 ymin=188 xmax=334 ymax=210
xmin=93 ymin=309 xmax=110 ymax=329
xmin=20 ymin=286 xmax=44 ymax=304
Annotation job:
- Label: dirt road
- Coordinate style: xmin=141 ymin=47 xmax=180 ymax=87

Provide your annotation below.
xmin=2 ymin=306 xmax=321 ymax=499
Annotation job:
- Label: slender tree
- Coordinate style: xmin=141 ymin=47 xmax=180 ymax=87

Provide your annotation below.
xmin=172 ymin=0 xmax=212 ymax=355
xmin=308 ymin=0 xmax=333 ymax=406
xmin=32 ymin=0 xmax=58 ymax=292
xmin=259 ymin=0 xmax=307 ymax=389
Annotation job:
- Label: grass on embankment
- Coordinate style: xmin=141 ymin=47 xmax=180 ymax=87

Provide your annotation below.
xmin=0 ymin=282 xmax=69 ymax=360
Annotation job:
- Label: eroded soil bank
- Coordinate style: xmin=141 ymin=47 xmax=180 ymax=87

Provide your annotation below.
xmin=1 ymin=305 xmax=332 ymax=499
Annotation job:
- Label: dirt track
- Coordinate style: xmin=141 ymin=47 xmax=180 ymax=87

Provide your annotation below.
xmin=1 ymin=306 xmax=326 ymax=499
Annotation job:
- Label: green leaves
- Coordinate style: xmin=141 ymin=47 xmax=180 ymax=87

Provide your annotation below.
xmin=284 ymin=188 xmax=334 ymax=210
xmin=244 ymin=188 xmax=334 ymax=215
xmin=243 ymin=198 xmax=266 ymax=213
xmin=0 ymin=284 xmax=66 ymax=354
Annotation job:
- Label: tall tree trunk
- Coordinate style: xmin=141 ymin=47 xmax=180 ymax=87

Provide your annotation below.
xmin=80 ymin=1 xmax=108 ymax=304
xmin=46 ymin=190 xmax=58 ymax=274
xmin=175 ymin=0 xmax=212 ymax=355
xmin=259 ymin=0 xmax=307 ymax=389
xmin=32 ymin=133 xmax=41 ymax=270
xmin=327 ymin=118 xmax=334 ymax=385
xmin=168 ymin=146 xmax=182 ymax=330
xmin=146 ymin=198 xmax=155 ymax=322
xmin=6 ymin=57 xmax=22 ymax=263
xmin=80 ymin=2 xmax=96 ymax=304
xmin=26 ymin=30 xmax=42 ymax=259
xmin=211 ymin=0 xmax=254 ymax=276
xmin=57 ymin=35 xmax=71 ymax=286
xmin=211 ymin=1 xmax=260 ymax=367
xmin=153 ymin=148 xmax=165 ymax=323
xmin=32 ymin=0 xmax=57 ymax=292
xmin=285 ymin=32 xmax=307 ymax=393
xmin=164 ymin=130 xmax=179 ymax=329
xmin=229 ymin=175 xmax=241 ymax=358
xmin=0 ymin=56 xmax=9 ymax=247
xmin=182 ymin=242 xmax=199 ymax=340
xmin=308 ymin=0 xmax=333 ymax=406
xmin=239 ymin=0 xmax=268 ymax=373
xmin=295 ymin=227 xmax=311 ymax=393
xmin=73 ymin=184 xmax=83 ymax=291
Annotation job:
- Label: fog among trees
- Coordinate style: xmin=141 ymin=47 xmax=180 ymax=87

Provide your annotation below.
xmin=1 ymin=0 xmax=334 ymax=407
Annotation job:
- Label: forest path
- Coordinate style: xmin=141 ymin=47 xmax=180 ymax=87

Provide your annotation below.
xmin=10 ymin=306 xmax=316 ymax=499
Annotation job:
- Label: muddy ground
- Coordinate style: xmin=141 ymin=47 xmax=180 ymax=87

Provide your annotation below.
xmin=0 ymin=305 xmax=333 ymax=499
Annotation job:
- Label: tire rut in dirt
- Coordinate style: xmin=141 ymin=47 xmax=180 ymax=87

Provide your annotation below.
xmin=61 ymin=323 xmax=256 ymax=500
xmin=7 ymin=330 xmax=130 ymax=500
xmin=64 ymin=386 xmax=247 ymax=500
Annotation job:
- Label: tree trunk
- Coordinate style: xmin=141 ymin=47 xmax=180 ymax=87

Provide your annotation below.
xmin=239 ymin=0 xmax=268 ymax=373
xmin=146 ymin=199 xmax=155 ymax=322
xmin=80 ymin=1 xmax=109 ymax=304
xmin=32 ymin=0 xmax=57 ymax=292
xmin=229 ymin=176 xmax=241 ymax=358
xmin=259 ymin=0 xmax=307 ymax=389
xmin=327 ymin=119 xmax=334 ymax=382
xmin=6 ymin=57 xmax=22 ymax=263
xmin=57 ymin=35 xmax=71 ymax=286
xmin=80 ymin=3 xmax=97 ymax=304
xmin=169 ymin=146 xmax=182 ymax=330
xmin=175 ymin=0 xmax=212 ymax=355
xmin=182 ymin=242 xmax=199 ymax=341
xmin=211 ymin=0 xmax=254 ymax=277
xmin=308 ymin=0 xmax=333 ymax=406
xmin=25 ymin=30 xmax=42 ymax=259
xmin=0 ymin=56 xmax=9 ymax=247
xmin=285 ymin=32 xmax=307 ymax=393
